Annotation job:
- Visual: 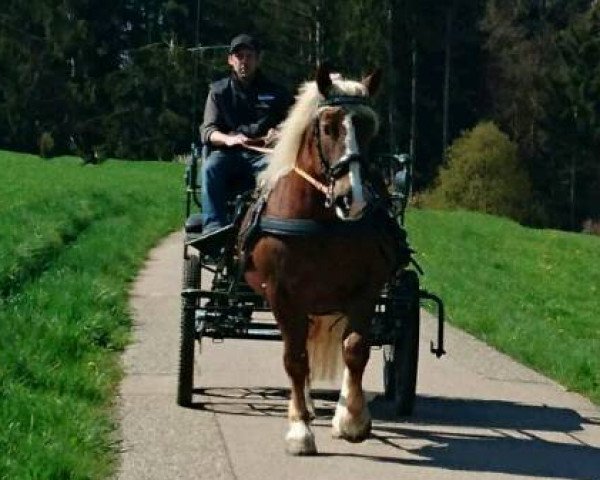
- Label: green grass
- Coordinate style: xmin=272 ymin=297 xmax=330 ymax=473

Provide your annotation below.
xmin=0 ymin=151 xmax=184 ymax=479
xmin=407 ymin=208 xmax=600 ymax=405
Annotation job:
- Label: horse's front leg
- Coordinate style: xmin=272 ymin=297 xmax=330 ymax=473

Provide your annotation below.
xmin=332 ymin=330 xmax=372 ymax=442
xmin=280 ymin=318 xmax=317 ymax=455
xmin=305 ymin=377 xmax=316 ymax=421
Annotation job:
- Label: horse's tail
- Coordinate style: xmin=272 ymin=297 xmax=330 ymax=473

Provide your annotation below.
xmin=307 ymin=314 xmax=348 ymax=382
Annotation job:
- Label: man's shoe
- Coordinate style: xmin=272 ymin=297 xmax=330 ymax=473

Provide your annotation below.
xmin=184 ymin=213 xmax=204 ymax=234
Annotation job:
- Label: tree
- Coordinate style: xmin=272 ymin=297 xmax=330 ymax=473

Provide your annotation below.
xmin=481 ymin=0 xmax=598 ymax=229
xmin=540 ymin=3 xmax=600 ymax=228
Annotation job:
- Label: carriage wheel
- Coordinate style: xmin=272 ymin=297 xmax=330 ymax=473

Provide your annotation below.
xmin=383 ymin=269 xmax=420 ymax=416
xmin=177 ymin=252 xmax=200 ymax=407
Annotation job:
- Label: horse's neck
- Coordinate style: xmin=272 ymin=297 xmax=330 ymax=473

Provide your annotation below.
xmin=264 ymin=140 xmax=333 ymax=220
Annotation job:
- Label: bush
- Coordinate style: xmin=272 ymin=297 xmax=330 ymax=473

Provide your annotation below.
xmin=422 ymin=121 xmax=532 ymax=222
xmin=39 ymin=131 xmax=55 ymax=158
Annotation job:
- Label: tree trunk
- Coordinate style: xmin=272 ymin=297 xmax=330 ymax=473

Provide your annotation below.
xmin=442 ymin=5 xmax=453 ymax=162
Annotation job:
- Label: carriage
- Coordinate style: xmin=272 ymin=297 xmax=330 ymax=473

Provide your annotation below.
xmin=177 ymin=68 xmax=446 ymax=454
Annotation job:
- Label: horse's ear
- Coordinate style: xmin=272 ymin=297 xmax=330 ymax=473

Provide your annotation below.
xmin=316 ymin=64 xmax=333 ymax=97
xmin=362 ymin=69 xmax=382 ymax=97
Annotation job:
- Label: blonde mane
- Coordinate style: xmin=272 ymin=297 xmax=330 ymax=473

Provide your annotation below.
xmin=259 ymin=75 xmax=379 ymax=187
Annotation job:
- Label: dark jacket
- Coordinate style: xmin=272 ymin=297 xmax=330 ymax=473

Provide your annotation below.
xmin=200 ymin=72 xmax=293 ymax=145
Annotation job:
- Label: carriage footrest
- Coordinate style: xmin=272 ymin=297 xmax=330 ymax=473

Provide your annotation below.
xmin=203 ymin=329 xmax=282 ymax=341
xmin=202 ymin=321 xmax=282 ymax=342
xmin=186 ymin=224 xmax=235 ymax=253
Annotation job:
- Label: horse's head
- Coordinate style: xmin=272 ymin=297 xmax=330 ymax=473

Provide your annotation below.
xmin=260 ymin=66 xmax=384 ymax=220
xmin=310 ymin=65 xmax=381 ymax=220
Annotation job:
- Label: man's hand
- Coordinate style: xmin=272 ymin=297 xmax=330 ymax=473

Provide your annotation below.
xmin=224 ymin=133 xmax=249 ymax=147
xmin=207 ymin=131 xmax=249 ymax=148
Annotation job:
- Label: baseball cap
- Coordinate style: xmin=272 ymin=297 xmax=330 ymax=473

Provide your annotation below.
xmin=229 ymin=34 xmax=260 ymax=54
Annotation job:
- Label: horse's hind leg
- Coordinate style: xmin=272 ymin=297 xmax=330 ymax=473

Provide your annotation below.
xmin=332 ymin=330 xmax=372 ymax=442
xmin=279 ymin=316 xmax=317 ymax=455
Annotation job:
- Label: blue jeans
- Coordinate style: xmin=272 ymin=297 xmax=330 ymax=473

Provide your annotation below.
xmin=199 ymin=148 xmax=267 ymax=230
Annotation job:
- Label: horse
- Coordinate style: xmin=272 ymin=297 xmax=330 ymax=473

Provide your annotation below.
xmin=240 ymin=65 xmax=404 ymax=455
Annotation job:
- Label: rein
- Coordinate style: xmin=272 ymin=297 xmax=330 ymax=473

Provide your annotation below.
xmin=293 ymin=166 xmax=331 ymax=197
xmin=243 ymin=144 xmax=274 ymax=155
xmin=244 ymin=143 xmax=333 ymax=203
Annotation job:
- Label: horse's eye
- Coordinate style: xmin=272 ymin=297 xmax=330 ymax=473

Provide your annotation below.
xmin=323 ymin=124 xmax=331 ymax=136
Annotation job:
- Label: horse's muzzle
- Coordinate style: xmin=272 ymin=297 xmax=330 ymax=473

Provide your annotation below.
xmin=334 ymin=190 xmax=353 ymax=216
xmin=333 ymin=159 xmax=368 ymax=221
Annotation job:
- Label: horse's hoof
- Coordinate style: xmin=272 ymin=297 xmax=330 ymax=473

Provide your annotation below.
xmin=332 ymin=422 xmax=372 ymax=443
xmin=332 ymin=411 xmax=372 ymax=443
xmin=285 ymin=422 xmax=318 ymax=456
xmin=286 ymin=437 xmax=318 ymax=456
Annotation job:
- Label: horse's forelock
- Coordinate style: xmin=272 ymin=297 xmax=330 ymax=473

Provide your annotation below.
xmin=259 ymin=77 xmax=378 ymax=187
xmin=328 ymin=78 xmax=369 ymax=98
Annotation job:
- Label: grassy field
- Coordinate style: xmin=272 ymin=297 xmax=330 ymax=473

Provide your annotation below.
xmin=1 ymin=149 xmax=598 ymax=479
xmin=0 ymin=151 xmax=184 ymax=479
xmin=407 ymin=209 xmax=600 ymax=405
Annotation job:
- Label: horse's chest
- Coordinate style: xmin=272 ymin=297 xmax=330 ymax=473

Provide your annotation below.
xmin=251 ymin=236 xmax=390 ymax=306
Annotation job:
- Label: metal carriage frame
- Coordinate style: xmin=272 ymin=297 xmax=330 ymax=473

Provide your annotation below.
xmin=177 ymin=144 xmax=446 ymax=415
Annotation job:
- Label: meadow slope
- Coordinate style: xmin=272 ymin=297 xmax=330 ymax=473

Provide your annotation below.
xmin=407 ymin=209 xmax=599 ymax=405
xmin=0 ymin=151 xmax=184 ymax=479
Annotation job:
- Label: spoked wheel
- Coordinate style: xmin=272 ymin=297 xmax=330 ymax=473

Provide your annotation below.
xmin=177 ymin=252 xmax=200 ymax=407
xmin=383 ymin=269 xmax=420 ymax=416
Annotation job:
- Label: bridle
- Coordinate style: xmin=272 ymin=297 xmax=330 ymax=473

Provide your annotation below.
xmin=294 ymin=95 xmax=373 ymax=208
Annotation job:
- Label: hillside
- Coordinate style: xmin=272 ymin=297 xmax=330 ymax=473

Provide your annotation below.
xmin=0 ymin=151 xmax=184 ymax=479
xmin=407 ymin=209 xmax=600 ymax=405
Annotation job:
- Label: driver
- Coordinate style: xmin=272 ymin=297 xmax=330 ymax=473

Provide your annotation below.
xmin=199 ymin=33 xmax=293 ymax=235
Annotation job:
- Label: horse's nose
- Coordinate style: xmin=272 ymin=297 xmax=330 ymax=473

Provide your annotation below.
xmin=344 ymin=159 xmax=367 ymax=219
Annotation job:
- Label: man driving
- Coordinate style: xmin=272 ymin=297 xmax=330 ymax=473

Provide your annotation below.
xmin=199 ymin=34 xmax=292 ymax=235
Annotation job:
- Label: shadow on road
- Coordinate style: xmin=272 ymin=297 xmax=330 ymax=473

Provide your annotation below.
xmin=192 ymin=386 xmax=337 ymax=418
xmin=369 ymin=396 xmax=599 ymax=480
xmin=195 ymin=387 xmax=600 ymax=480
xmin=373 ymin=395 xmax=594 ymax=431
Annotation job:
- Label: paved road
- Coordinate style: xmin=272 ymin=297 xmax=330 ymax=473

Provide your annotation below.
xmin=117 ymin=232 xmax=600 ymax=480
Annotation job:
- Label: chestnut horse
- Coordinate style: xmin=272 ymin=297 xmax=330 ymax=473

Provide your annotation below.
xmin=241 ymin=66 xmax=402 ymax=454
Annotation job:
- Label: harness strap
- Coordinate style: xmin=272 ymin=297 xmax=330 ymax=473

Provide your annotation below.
xmin=238 ymin=191 xmax=413 ymax=273
xmin=259 ymin=215 xmax=376 ymax=236
xmin=313 ymin=117 xmax=332 ymax=179
xmin=256 ymin=211 xmax=413 ymax=270
xmin=293 ymin=166 xmax=330 ymax=197
xmin=319 ymin=95 xmax=371 ymax=108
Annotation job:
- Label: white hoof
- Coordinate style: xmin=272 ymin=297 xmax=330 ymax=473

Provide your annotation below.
xmin=331 ymin=404 xmax=371 ymax=443
xmin=285 ymin=421 xmax=317 ymax=455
